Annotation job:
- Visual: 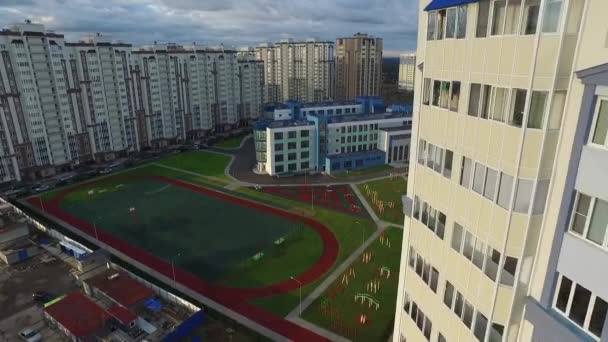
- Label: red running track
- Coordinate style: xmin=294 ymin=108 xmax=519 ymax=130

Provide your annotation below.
xmin=30 ymin=175 xmax=340 ymax=341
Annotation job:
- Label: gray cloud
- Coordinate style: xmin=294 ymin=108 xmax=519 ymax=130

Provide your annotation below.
xmin=0 ymin=0 xmax=418 ymax=53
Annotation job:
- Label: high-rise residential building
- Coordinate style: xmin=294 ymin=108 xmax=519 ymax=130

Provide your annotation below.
xmin=335 ymin=33 xmax=383 ymax=101
xmin=256 ymin=39 xmax=335 ymax=103
xmin=131 ymin=43 xmax=241 ymax=147
xmin=398 ymin=52 xmax=416 ymax=91
xmin=238 ymin=55 xmax=264 ymax=125
xmin=394 ymin=0 xmax=608 ymax=342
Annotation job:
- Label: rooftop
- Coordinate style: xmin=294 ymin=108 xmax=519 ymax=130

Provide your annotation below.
xmin=45 ymin=292 xmax=108 ymax=337
xmin=311 ymin=112 xmax=411 ymax=124
xmin=380 ymin=125 xmax=412 ymax=132
xmin=255 ymin=119 xmax=312 ymax=130
xmin=300 ymin=101 xmax=359 ymax=108
xmin=107 ymin=305 xmax=138 ymax=325
xmin=87 ymin=270 xmax=154 ymax=307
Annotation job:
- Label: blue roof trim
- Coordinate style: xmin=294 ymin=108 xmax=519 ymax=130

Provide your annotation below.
xmin=424 ymin=0 xmax=478 ymax=11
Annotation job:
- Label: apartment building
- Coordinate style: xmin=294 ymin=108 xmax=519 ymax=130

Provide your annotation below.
xmin=238 ymin=56 xmax=264 ymax=125
xmin=335 ymin=33 xmax=383 ymax=101
xmin=394 ymin=0 xmax=607 ymax=341
xmin=255 ymin=39 xmax=335 ymax=103
xmin=399 ymin=53 xmax=416 ymax=91
xmin=254 ymin=98 xmax=411 ymax=175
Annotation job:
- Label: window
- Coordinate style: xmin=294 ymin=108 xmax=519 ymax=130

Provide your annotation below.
xmin=450 ymin=81 xmax=461 ymax=111
xmin=423 ymin=78 xmax=431 ymax=105
xmin=288 ymin=153 xmax=297 ymax=161
xmin=484 ymin=247 xmax=501 ymax=281
xmin=288 ymin=142 xmax=297 ymax=150
xmin=500 ymin=256 xmax=518 ymax=286
xmin=504 ymin=0 xmax=523 ymax=34
xmin=490 ymin=323 xmax=505 ymax=342
xmin=301 ymin=130 xmax=309 ymax=138
xmin=587 ymin=199 xmax=608 ymax=246
xmin=275 ymin=143 xmax=284 ymax=151
xmin=274 ymin=132 xmax=283 ymax=140
xmin=571 ymin=193 xmax=591 ymax=235
xmin=463 ymin=301 xmax=474 ymax=328
xmin=288 ymin=163 xmax=297 ymax=171
xmin=437 ymin=213 xmax=446 ymax=239
xmin=288 ymin=131 xmax=297 ymax=139
xmin=491 ymin=0 xmax=506 ymax=36
xmin=472 ymin=239 xmax=486 ymax=269
xmin=590 ymin=297 xmax=608 ymax=338
xmin=592 ymin=99 xmax=608 ymax=146
xmin=301 ymin=140 xmax=310 ymax=148
xmin=474 ymin=312 xmax=488 ymax=341
xmin=528 ymin=91 xmax=548 ymax=129
xmin=301 ymin=161 xmax=309 ymax=169
xmin=476 ymin=0 xmax=491 ymax=37
xmin=457 ymin=5 xmax=467 ymax=38
xmin=509 ymin=89 xmax=527 ymax=127
xmin=489 ymin=87 xmax=507 ymax=122
xmin=497 ymin=173 xmax=514 ymax=209
xmin=452 ymin=223 xmax=464 ymax=252
xmin=301 ymin=151 xmax=309 ymax=159
xmin=427 ymin=144 xmax=435 ymax=169
xmin=446 ymin=7 xmax=457 ymax=38
xmin=454 ymin=292 xmax=464 ymax=317
xmin=444 ymin=150 xmax=453 ymax=178
xmin=463 ymin=231 xmax=475 ymax=260
xmin=469 ymin=83 xmax=482 ymax=117
xmin=275 ymin=165 xmax=284 ymax=173
xmin=555 ymin=275 xmax=573 ymax=312
xmin=275 ymin=155 xmax=284 ymax=162
xmin=570 ymin=284 xmax=592 ymax=326
xmin=522 ymin=0 xmax=541 ymax=34
xmin=472 ymin=163 xmax=486 ymax=194
xmin=430 ymin=267 xmax=439 ymax=292
xmin=427 ymin=11 xmax=437 ymax=40
xmin=434 ymin=148 xmax=443 ymax=173
xmin=513 ymin=179 xmax=533 ymax=213
xmin=542 ymin=0 xmax=563 ymax=33
xmin=484 ymin=168 xmax=498 ymax=200
xmin=461 ymin=157 xmax=473 ymax=188
xmin=432 ymin=81 xmax=441 ymax=106
xmin=444 ymin=282 xmax=455 ymax=307
xmin=437 ymin=9 xmax=447 ymax=40
xmin=440 ymin=81 xmax=450 ymax=109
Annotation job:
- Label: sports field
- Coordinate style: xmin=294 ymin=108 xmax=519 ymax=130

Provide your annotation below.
xmin=358 ymin=176 xmax=407 ymax=225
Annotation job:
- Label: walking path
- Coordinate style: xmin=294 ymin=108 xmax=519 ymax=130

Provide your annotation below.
xmin=287 ymin=316 xmax=351 ymax=342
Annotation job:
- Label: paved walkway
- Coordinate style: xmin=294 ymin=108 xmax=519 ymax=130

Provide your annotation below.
xmin=287 ymin=316 xmax=351 ymax=342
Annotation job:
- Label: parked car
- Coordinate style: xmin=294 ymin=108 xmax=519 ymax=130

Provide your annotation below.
xmin=32 ymin=291 xmax=54 ymax=304
xmin=31 ymin=184 xmax=50 ymax=193
xmin=18 ymin=327 xmax=41 ymax=342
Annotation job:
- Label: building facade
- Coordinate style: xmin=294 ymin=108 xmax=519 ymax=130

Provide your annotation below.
xmin=399 ymin=53 xmax=416 ymax=91
xmin=256 ymin=39 xmax=335 ymax=103
xmin=335 ymin=33 xmax=383 ymax=101
xmin=238 ymin=56 xmax=264 ymax=125
xmin=394 ymin=0 xmax=608 ymax=341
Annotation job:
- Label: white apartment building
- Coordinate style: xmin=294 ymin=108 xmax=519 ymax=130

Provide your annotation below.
xmin=394 ymin=0 xmax=608 ymax=341
xmin=256 ymin=39 xmax=335 ymax=103
xmin=399 ymin=52 xmax=416 ymax=91
xmin=238 ymin=56 xmax=264 ymax=124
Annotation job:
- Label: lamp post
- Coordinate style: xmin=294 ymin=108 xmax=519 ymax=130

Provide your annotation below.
xmin=39 ymin=196 xmax=45 ymax=212
xmin=171 ymin=252 xmax=182 ymax=286
xmin=93 ymin=221 xmax=99 ymax=241
xmin=290 ymin=276 xmax=303 ymax=315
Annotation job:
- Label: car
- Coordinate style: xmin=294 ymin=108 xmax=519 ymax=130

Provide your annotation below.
xmin=32 ymin=291 xmax=53 ymax=304
xmin=18 ymin=327 xmax=41 ymax=342
xmin=31 ymin=184 xmax=50 ymax=193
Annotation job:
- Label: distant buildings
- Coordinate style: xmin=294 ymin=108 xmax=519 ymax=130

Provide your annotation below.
xmin=255 ymin=39 xmax=335 ymax=103
xmin=254 ymin=97 xmax=411 ymax=176
xmin=335 ymin=33 xmax=383 ymax=101
xmin=398 ymin=53 xmax=415 ymax=91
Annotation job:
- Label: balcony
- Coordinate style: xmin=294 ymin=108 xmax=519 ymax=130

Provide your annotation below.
xmin=524 ymin=298 xmax=596 ymax=342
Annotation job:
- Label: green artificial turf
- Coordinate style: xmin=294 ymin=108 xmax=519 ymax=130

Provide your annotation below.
xmin=357 ymin=176 xmax=407 ymax=225
xmin=215 ymin=135 xmax=248 ymax=149
xmin=157 ymin=150 xmax=232 ymax=181
xmin=332 ymin=164 xmax=394 ymax=178
xmin=301 ymin=227 xmax=403 ymax=342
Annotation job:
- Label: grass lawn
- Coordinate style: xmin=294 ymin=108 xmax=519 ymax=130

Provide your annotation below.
xmin=301 ymin=227 xmax=403 ymax=342
xmin=333 ymin=164 xmax=394 ymax=178
xmin=236 ymin=187 xmax=376 ymax=316
xmin=357 ymin=177 xmax=407 ymax=225
xmin=215 ymin=135 xmax=248 ymax=149
xmin=157 ymin=150 xmax=232 ymax=181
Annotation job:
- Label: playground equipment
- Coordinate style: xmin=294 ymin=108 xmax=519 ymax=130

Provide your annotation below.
xmin=366 ymin=279 xmax=381 ymax=293
xmin=379 ymin=266 xmax=391 ymax=279
xmin=362 ymin=251 xmax=373 ymax=264
xmin=354 ymin=293 xmax=380 ymax=310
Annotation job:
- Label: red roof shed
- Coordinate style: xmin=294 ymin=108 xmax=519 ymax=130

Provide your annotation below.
xmin=88 ymin=270 xmax=154 ymax=307
xmin=45 ymin=292 xmax=108 ymax=338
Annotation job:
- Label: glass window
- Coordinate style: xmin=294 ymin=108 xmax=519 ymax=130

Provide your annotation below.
xmin=514 ymin=179 xmax=534 ymax=213
xmin=491 ymin=0 xmax=506 ymax=35
xmin=452 ymin=223 xmax=464 ymax=252
xmin=490 ymin=323 xmax=505 ymax=342
xmin=434 ymin=148 xmax=443 ymax=173
xmin=473 ymin=239 xmax=486 ymax=269
xmin=433 ymin=81 xmax=441 ymax=106
xmin=275 ymin=143 xmax=284 ymax=151
xmin=288 ymin=131 xmax=297 ymax=139
xmin=427 ymin=144 xmax=435 ymax=169
xmin=409 ymin=247 xmax=416 ymax=268
xmin=474 ymin=312 xmax=488 ymax=341
xmin=481 ymin=85 xmax=492 ymax=119
xmin=542 ymin=0 xmax=563 ymax=33
xmin=274 ymin=132 xmax=283 ymax=140
xmin=463 ymin=231 xmax=475 ymax=260
xmin=555 ymin=276 xmax=573 ymax=312
xmin=497 ymin=173 xmax=514 ymax=209
xmin=422 ymin=262 xmax=430 ymax=283
xmin=288 ymin=142 xmax=297 ymax=150
xmin=528 ymin=91 xmax=548 ymax=129
xmin=428 ymin=208 xmax=437 ymax=231
xmin=477 ymin=0 xmax=491 ymax=37
xmin=416 ymin=255 xmax=423 ymax=275
xmin=522 ymin=0 xmax=540 ymax=34
xmin=430 ymin=267 xmax=439 ymax=292
xmin=461 ymin=157 xmax=473 ymax=188
xmin=587 ymin=199 xmax=608 ymax=246
xmin=288 ymin=163 xmax=297 ymax=171
xmin=301 ymin=130 xmax=309 ymax=137
xmin=571 ymin=194 xmax=591 ymax=235
xmin=500 ymin=256 xmax=518 ymax=286
xmin=423 ymin=78 xmax=431 ymax=105
xmin=532 ymin=179 xmax=550 ymax=214
xmin=451 ymin=81 xmax=461 ymax=112
xmin=438 ymin=9 xmax=447 ymax=39
xmin=446 ymin=8 xmax=457 ymax=38
xmin=472 ymin=163 xmax=486 ymax=194
xmin=589 ymin=297 xmax=608 ymax=337
xmin=484 ymin=247 xmax=501 ymax=281
xmin=423 ymin=319 xmax=432 ymax=340
xmin=548 ymin=91 xmax=566 ymax=130
xmin=490 ymin=87 xmax=507 ymax=122
xmin=569 ymin=284 xmax=591 ymax=326
xmin=484 ymin=168 xmax=498 ymax=200
xmin=440 ymin=81 xmax=451 ymax=109
xmin=457 ymin=5 xmax=468 ymax=38
xmin=428 ymin=11 xmax=437 ymax=40
xmin=469 ymin=83 xmax=482 ymax=117
xmin=444 ymin=281 xmax=455 ymax=308
xmin=275 ymin=165 xmax=284 ymax=173
xmin=301 ymin=151 xmax=309 ymax=159
xmin=504 ymin=0 xmax=523 ymax=34
xmin=275 ymin=155 xmax=284 ymax=162
xmin=437 ymin=212 xmax=446 ymax=239
xmin=301 ymin=161 xmax=309 ymax=169
xmin=463 ymin=301 xmax=474 ymax=328
xmin=421 ymin=202 xmax=429 ymax=225
xmin=444 ymin=150 xmax=453 ymax=178
xmin=509 ymin=89 xmax=527 ymax=127
xmin=454 ymin=292 xmax=464 ymax=317
xmin=592 ymin=100 xmax=608 ymax=146
xmin=413 ymin=196 xmax=421 ymax=220
xmin=288 ymin=153 xmax=297 ymax=161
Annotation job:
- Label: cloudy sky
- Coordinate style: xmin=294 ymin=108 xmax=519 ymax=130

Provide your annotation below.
xmin=0 ymin=0 xmax=418 ymax=56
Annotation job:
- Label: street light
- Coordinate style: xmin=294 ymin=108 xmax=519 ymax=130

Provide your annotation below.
xmin=290 ymin=276 xmax=303 ymax=315
xmin=171 ymin=252 xmax=182 ymax=286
